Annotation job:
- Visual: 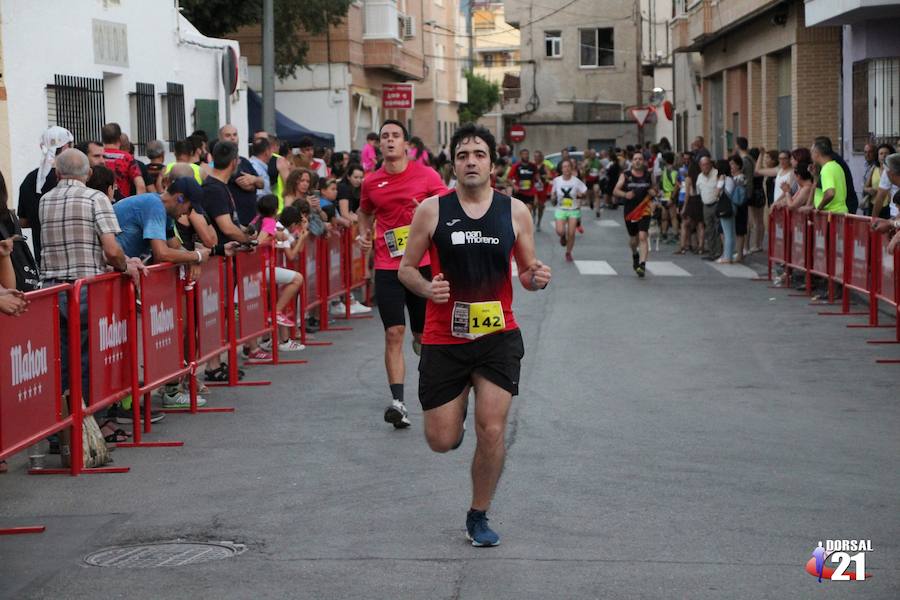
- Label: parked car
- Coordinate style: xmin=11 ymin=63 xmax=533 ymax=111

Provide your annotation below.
xmin=543 ymin=151 xmax=584 ymax=170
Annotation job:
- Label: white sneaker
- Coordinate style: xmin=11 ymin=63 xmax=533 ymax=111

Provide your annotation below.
xmin=349 ymin=299 xmax=372 ymax=314
xmin=162 ymin=391 xmax=207 ymax=409
xmin=259 ymin=338 xmax=273 ymax=352
xmin=330 ymin=301 xmax=347 ymax=316
xmin=278 ymin=339 xmax=306 ymax=352
xmin=384 ymin=400 xmax=410 ymax=429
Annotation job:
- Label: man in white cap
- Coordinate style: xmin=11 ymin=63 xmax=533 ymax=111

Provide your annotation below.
xmin=16 ymin=126 xmax=74 ymax=266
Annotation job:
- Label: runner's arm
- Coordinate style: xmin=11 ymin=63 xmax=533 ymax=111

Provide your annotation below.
xmin=511 ymin=200 xmax=551 ymax=291
xmin=357 ymin=208 xmax=374 ymax=250
xmin=397 ymin=197 xmax=441 ymax=299
xmin=613 ymin=173 xmax=628 ymax=199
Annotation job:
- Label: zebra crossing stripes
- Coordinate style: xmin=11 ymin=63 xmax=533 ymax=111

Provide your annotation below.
xmin=571 ymin=258 xmax=766 ymax=279
xmin=705 ymin=262 xmax=759 ymax=278
xmin=645 ymin=262 xmax=691 ymax=277
xmin=574 ymin=260 xmax=618 ymax=275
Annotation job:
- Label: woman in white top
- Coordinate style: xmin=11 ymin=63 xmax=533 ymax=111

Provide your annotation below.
xmin=550 ymin=159 xmax=587 ymax=262
xmin=756 ymin=148 xmax=794 ymax=208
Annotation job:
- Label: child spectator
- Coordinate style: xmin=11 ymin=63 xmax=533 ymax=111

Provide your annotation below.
xmin=252 ymin=195 xmax=305 ymax=352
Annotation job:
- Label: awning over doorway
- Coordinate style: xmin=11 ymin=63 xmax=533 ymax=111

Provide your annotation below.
xmin=247 ymin=88 xmax=334 ymax=148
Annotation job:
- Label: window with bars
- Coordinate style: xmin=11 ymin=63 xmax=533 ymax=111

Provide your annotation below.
xmin=130 ymin=82 xmax=156 ymax=156
xmin=162 ymin=82 xmax=186 ymax=150
xmin=852 ymin=58 xmax=899 ymax=151
xmin=46 ymin=74 xmax=106 ymax=143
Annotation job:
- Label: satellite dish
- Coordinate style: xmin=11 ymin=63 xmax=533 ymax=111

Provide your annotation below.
xmin=649 ymin=87 xmax=666 ymax=106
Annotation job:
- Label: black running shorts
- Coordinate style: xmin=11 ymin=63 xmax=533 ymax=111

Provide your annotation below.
xmin=625 ymin=216 xmax=651 ymax=237
xmin=517 ymin=194 xmax=535 ymax=205
xmin=418 ymin=329 xmax=524 ymax=411
xmin=374 ymin=267 xmax=430 ymax=332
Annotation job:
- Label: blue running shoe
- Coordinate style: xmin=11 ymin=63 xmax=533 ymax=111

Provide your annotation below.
xmin=466 ymin=510 xmax=500 ymax=547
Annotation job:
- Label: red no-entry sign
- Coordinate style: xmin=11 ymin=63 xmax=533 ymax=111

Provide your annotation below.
xmin=509 ymin=124 xmax=526 ymax=143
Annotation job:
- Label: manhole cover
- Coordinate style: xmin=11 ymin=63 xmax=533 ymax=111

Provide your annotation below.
xmin=85 ymin=541 xmax=245 ymax=568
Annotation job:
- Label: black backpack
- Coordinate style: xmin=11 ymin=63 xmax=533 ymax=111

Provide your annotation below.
xmin=0 ymin=210 xmax=40 ymax=291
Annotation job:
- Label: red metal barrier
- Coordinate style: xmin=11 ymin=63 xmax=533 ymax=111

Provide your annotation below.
xmin=808 ymin=211 xmax=838 ymax=304
xmin=341 ymin=225 xmax=373 ymax=320
xmin=180 ymin=258 xmax=235 ymax=412
xmin=843 ymin=215 xmax=884 ymax=328
xmin=1 ymin=285 xmax=69 ymax=533
xmin=298 ymin=235 xmax=330 ymax=347
xmin=116 ymin=264 xmax=185 ymax=448
xmin=785 ymin=209 xmax=812 ymax=295
xmin=33 ymin=274 xmax=134 ymax=476
xmin=221 ymin=250 xmax=272 ymax=387
xmin=767 ymin=206 xmax=788 ymax=278
xmin=318 ymin=231 xmax=352 ymax=332
xmin=868 ymin=232 xmax=900 ymax=354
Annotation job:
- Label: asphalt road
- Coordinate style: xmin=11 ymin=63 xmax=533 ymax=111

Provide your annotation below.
xmin=2 ymin=207 xmax=899 ymax=599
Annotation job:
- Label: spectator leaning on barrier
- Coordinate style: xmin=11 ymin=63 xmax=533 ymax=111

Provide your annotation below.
xmin=17 ymin=126 xmax=74 ymax=267
xmin=101 ymin=122 xmax=145 ymax=200
xmin=201 ymin=141 xmax=271 ymax=366
xmin=162 ymin=162 xmax=218 ymax=252
xmin=40 ymin=149 xmax=146 ymax=427
xmin=112 ymin=177 xmax=211 ymax=266
xmin=872 ymin=153 xmax=900 ymax=254
xmin=251 ymin=194 xmax=305 ymax=352
xmin=805 ymin=138 xmax=847 ymax=214
xmin=218 ymin=124 xmax=264 ymax=225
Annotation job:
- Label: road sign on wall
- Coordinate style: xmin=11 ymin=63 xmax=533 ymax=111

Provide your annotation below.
xmin=383 ymin=84 xmax=414 ymax=110
xmin=509 ymin=124 xmax=526 ymax=143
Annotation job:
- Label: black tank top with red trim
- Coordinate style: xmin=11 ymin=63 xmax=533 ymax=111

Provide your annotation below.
xmin=422 ymin=191 xmax=518 ymax=345
xmin=623 ymin=169 xmax=653 ymax=222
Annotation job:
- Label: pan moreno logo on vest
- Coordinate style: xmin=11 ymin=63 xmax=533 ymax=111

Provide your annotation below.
xmin=450 ymin=230 xmax=500 ymax=245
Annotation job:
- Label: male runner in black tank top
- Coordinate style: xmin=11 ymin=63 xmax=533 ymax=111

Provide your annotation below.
xmin=613 ymin=152 xmax=658 ymax=277
xmin=399 ymin=124 xmax=551 ymax=547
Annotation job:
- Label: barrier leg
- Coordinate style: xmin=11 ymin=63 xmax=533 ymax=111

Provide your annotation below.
xmin=320 ymin=300 xmax=352 ymax=332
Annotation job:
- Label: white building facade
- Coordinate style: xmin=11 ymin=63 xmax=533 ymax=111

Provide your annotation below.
xmin=0 ymin=0 xmax=248 ymax=209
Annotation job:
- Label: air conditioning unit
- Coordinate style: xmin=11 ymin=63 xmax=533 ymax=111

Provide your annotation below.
xmin=400 ymin=14 xmax=416 ymax=39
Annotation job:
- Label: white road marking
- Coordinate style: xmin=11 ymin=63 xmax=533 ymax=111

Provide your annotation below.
xmin=645 ymin=261 xmax=692 ymax=277
xmin=596 ymin=220 xmax=621 ymax=228
xmin=706 ymin=262 xmax=760 ymax=278
xmin=574 ymin=260 xmax=618 ymax=275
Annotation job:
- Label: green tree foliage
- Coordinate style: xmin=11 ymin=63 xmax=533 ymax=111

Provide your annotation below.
xmin=458 ymin=71 xmax=501 ymax=124
xmin=180 ymin=0 xmax=352 ymax=79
